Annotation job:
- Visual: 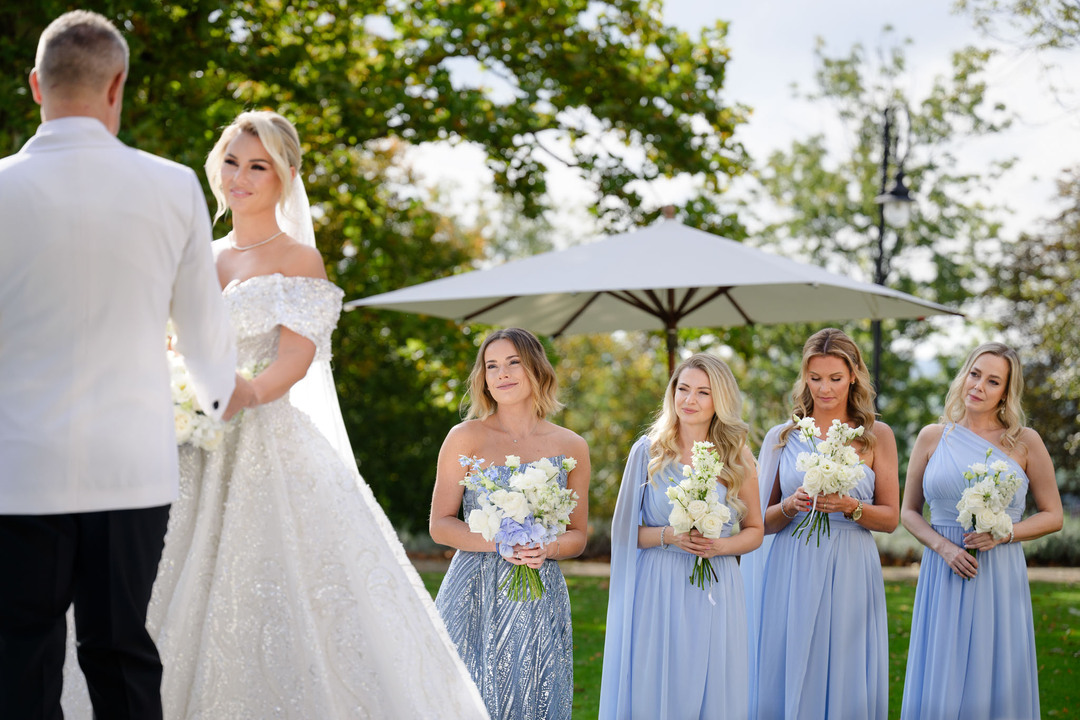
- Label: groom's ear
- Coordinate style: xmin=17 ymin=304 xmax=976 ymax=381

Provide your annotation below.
xmin=29 ymin=69 xmax=43 ymax=105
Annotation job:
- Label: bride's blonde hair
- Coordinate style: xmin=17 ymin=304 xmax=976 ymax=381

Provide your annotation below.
xmin=646 ymin=353 xmax=750 ymax=520
xmin=205 ymin=110 xmax=302 ymax=224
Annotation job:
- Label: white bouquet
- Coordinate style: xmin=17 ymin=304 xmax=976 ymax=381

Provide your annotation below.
xmin=459 ymin=454 xmax=579 ymax=601
xmin=665 ymin=441 xmax=732 ymax=590
xmin=168 ymin=347 xmax=225 ymax=451
xmin=955 ymin=447 xmax=1022 ymax=561
xmin=791 ymin=416 xmax=867 ymax=546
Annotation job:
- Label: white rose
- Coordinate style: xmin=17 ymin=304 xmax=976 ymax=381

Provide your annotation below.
xmin=802 ymin=467 xmax=825 ymax=495
xmin=467 ymin=506 xmax=502 ymax=540
xmin=491 ymin=489 xmax=530 ymax=524
xmin=668 ymin=505 xmax=692 ymax=534
xmin=505 ymin=455 xmax=521 ymax=469
xmin=975 ymin=507 xmax=999 ymax=534
xmin=531 ymin=457 xmax=558 ymax=477
xmin=991 ymin=515 xmax=1014 ymax=541
xmin=687 ymin=499 xmax=709 ymax=522
xmin=174 ymin=406 xmax=195 ymax=445
xmin=699 ymin=511 xmax=726 ymax=538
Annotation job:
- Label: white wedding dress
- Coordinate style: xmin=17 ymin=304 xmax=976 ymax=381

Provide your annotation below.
xmin=62 ymin=273 xmax=488 ymax=719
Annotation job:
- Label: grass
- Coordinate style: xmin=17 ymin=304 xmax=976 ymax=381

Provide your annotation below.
xmin=421 ymin=572 xmax=1079 ymax=719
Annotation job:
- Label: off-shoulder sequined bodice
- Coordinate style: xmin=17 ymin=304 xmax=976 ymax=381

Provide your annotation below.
xmin=223 ymin=273 xmax=344 ymax=369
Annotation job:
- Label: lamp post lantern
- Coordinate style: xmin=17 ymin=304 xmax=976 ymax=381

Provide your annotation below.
xmin=871 ymin=105 xmax=915 ymax=409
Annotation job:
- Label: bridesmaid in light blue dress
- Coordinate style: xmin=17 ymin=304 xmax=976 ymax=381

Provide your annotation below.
xmin=599 ymin=354 xmax=762 ymax=720
xmin=430 ymin=328 xmax=591 ymax=720
xmin=900 ymin=343 xmax=1062 ymax=720
xmin=745 ymin=328 xmax=899 ymax=720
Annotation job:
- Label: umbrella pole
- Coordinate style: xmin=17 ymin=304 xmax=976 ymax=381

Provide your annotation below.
xmin=666 ymin=326 xmax=677 ymax=377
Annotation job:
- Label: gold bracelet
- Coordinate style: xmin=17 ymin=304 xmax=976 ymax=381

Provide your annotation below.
xmin=780 ymin=497 xmax=797 ymax=519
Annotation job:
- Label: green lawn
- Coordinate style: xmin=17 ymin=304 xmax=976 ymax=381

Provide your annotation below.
xmin=421 ymin=573 xmax=1080 ymax=719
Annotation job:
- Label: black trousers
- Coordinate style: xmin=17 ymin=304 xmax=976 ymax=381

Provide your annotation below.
xmin=0 ymin=505 xmax=170 ymax=720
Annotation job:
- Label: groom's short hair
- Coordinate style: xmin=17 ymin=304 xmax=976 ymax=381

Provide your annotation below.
xmin=35 ymin=10 xmax=129 ymax=96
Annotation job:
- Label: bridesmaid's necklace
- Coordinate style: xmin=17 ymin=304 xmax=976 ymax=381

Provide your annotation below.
xmin=499 ymin=418 xmax=540 ymax=443
xmin=230 ymin=230 xmax=284 ymax=251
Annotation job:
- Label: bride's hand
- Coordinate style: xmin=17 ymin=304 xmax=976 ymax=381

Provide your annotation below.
xmin=223 ymin=374 xmax=256 ymax=421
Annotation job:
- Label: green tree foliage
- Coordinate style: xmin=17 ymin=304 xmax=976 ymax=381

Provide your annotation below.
xmin=990 ymin=167 xmax=1080 ymax=492
xmin=0 ymin=1 xmax=748 ymax=528
xmin=742 ymin=34 xmax=1015 ymax=473
xmin=954 ymin=0 xmax=1080 ymax=50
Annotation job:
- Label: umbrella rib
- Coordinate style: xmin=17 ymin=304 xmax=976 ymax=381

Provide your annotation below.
xmin=674 ymin=287 xmax=701 ymax=316
xmin=607 ymin=289 xmax=666 ymax=319
xmin=552 ymin=292 xmax=603 ymax=337
xmin=462 ymin=295 xmax=518 ymax=322
xmin=680 ymin=286 xmax=732 ymax=317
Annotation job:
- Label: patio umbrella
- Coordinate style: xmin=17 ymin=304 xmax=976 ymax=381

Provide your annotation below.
xmin=346 ymin=220 xmax=960 ymax=373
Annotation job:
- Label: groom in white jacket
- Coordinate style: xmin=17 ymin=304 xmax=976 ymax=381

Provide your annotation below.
xmin=0 ymin=10 xmax=252 ymax=719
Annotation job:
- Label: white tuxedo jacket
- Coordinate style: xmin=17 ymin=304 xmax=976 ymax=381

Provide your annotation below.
xmin=0 ymin=117 xmax=236 ymax=514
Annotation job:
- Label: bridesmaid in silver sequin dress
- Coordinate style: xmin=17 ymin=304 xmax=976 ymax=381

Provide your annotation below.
xmin=62 ymin=111 xmax=490 ymax=719
xmin=430 ymin=328 xmax=591 ymax=720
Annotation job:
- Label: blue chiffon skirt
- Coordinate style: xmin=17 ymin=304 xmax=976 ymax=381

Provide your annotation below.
xmin=901 ymin=525 xmax=1039 ymax=720
xmin=754 ymin=519 xmax=888 ymax=719
xmin=627 ymin=547 xmax=748 ymax=719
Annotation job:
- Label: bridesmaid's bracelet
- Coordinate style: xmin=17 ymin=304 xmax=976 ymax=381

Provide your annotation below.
xmin=780 ymin=497 xmax=797 ymax=519
xmin=659 ymin=526 xmax=668 ymax=549
xmin=1007 ymin=530 xmax=1015 ymax=544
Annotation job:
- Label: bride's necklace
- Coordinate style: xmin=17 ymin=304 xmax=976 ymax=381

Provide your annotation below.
xmin=230 ymin=229 xmax=284 ymax=251
xmin=499 ymin=418 xmax=540 ymax=444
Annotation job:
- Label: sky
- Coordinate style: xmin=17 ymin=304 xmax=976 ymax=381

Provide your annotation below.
xmin=668 ymin=0 xmax=1080 ymax=236
xmin=410 ymin=1 xmax=1080 ymax=245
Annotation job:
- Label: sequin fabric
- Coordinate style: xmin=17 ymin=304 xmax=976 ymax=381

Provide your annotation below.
xmin=61 ymin=274 xmax=488 ymax=720
xmin=435 ymin=458 xmax=574 ymax=720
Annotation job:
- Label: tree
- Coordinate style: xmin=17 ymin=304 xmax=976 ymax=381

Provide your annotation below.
xmin=990 ymin=167 xmax=1080 ymax=492
xmin=0 ymin=1 xmax=748 ymax=528
xmin=737 ymin=34 xmax=1016 ymax=472
xmin=954 ymin=0 xmax=1080 ymax=50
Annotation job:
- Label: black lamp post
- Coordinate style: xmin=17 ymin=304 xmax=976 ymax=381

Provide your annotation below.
xmin=870 ymin=105 xmax=915 ymax=410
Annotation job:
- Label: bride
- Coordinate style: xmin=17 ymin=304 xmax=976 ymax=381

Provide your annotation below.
xmin=63 ymin=110 xmax=488 ymax=719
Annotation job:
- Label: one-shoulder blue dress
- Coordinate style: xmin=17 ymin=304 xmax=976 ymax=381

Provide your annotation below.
xmin=901 ymin=424 xmax=1038 ymax=720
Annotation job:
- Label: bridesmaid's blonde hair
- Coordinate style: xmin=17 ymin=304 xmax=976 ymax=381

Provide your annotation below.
xmin=646 ymin=353 xmax=750 ymax=520
xmin=942 ymin=342 xmax=1026 ymax=450
xmin=462 ymin=328 xmax=563 ymax=420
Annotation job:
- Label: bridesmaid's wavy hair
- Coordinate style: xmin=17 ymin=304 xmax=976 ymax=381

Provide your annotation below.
xmin=778 ymin=328 xmax=877 ymax=452
xmin=942 ymin=342 xmax=1026 ymax=450
xmin=646 ymin=353 xmax=750 ymax=520
xmin=462 ymin=328 xmax=563 ymax=421
xmin=205 ymin=110 xmax=302 ymax=224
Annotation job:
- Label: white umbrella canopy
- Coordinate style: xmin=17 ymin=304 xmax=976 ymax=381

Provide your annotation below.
xmin=346 ymin=220 xmax=960 ymax=372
